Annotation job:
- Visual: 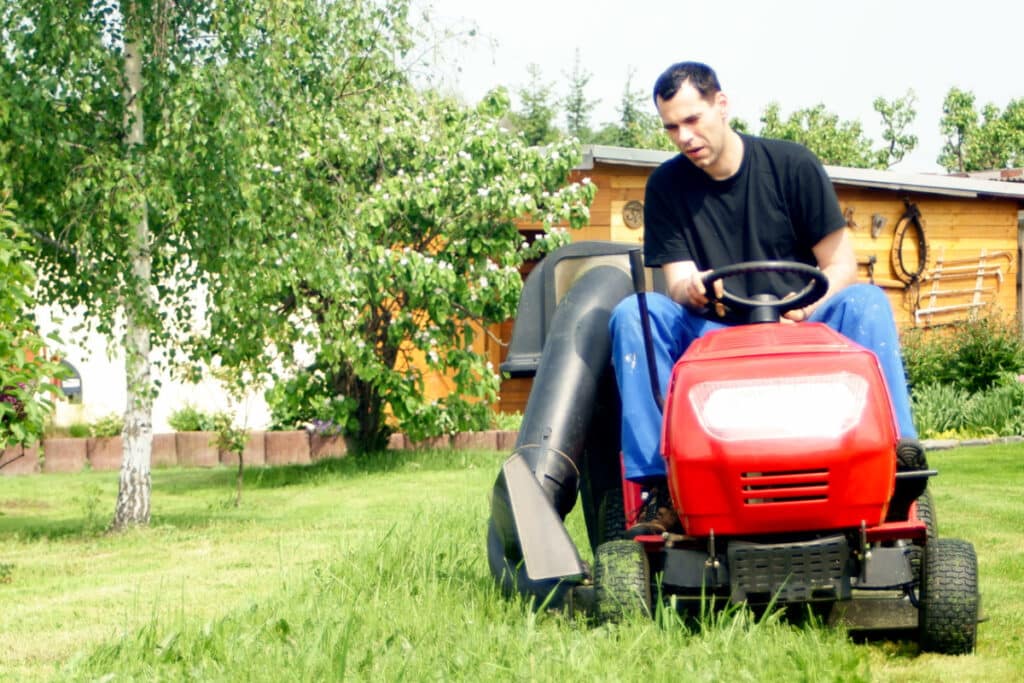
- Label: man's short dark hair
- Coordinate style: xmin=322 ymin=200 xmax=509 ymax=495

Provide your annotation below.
xmin=652 ymin=62 xmax=721 ymax=104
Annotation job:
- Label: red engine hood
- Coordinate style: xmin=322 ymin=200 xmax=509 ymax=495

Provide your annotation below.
xmin=662 ymin=322 xmax=898 ymax=537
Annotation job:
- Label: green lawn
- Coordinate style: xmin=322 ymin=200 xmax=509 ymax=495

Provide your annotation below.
xmin=0 ymin=444 xmax=1020 ymax=681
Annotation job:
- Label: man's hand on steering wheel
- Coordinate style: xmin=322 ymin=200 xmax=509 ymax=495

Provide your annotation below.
xmin=683 ymin=269 xmax=723 ymax=310
xmin=780 ymin=292 xmax=813 ymax=324
xmin=699 ymin=261 xmax=830 ymax=324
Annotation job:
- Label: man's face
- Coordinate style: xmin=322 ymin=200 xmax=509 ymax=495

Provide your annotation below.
xmin=656 ymin=82 xmax=730 ymax=173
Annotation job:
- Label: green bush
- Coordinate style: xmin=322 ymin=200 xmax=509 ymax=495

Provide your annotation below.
xmin=910 ymin=383 xmax=969 ymax=438
xmin=89 ymin=413 xmax=123 ymax=438
xmin=491 ymin=410 xmax=522 ymax=431
xmin=68 ymin=422 xmax=91 ymax=438
xmin=911 ymin=374 xmax=1024 ymax=439
xmin=265 ymin=366 xmax=356 ymax=434
xmin=212 ymin=412 xmax=248 ymax=455
xmin=903 ymin=312 xmax=1024 ymax=393
xmin=167 ymin=404 xmax=219 ymax=432
xmin=963 ymin=374 xmax=1024 ymax=437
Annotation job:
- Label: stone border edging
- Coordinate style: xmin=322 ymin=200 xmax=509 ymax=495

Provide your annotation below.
xmin=921 ymin=435 xmax=1024 ymax=451
xmin=0 ymin=429 xmax=522 ymax=476
xmin=2 ymin=431 xmax=1016 ymax=476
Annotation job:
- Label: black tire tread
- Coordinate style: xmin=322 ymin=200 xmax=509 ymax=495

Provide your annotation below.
xmin=909 ymin=489 xmax=938 ymax=582
xmin=916 ymin=489 xmax=938 ymax=539
xmin=593 ymin=540 xmax=652 ymax=623
xmin=919 ymin=537 xmax=979 ymax=655
xmin=597 ymin=485 xmax=627 ymax=543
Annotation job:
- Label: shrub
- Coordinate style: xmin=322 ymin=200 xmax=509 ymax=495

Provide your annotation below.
xmin=911 ymin=383 xmax=969 ymax=438
xmin=265 ymin=366 xmax=357 ymax=433
xmin=68 ymin=423 xmax=91 ymax=438
xmin=212 ymin=412 xmax=247 ymax=454
xmin=491 ymin=410 xmax=522 ymax=431
xmin=167 ymin=404 xmax=218 ymax=432
xmin=963 ymin=374 xmax=1024 ymax=437
xmin=903 ymin=312 xmax=1024 ymax=393
xmin=89 ymin=413 xmax=123 ymax=438
xmin=901 ymin=327 xmax=952 ymax=390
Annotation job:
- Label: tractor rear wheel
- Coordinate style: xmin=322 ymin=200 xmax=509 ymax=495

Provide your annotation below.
xmin=919 ymin=537 xmax=979 ymax=654
xmin=593 ymin=540 xmax=652 ymax=623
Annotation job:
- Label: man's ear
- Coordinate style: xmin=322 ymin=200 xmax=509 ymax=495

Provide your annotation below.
xmin=716 ymin=91 xmax=729 ymax=120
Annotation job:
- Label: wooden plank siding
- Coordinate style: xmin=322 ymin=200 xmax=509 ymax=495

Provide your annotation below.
xmin=837 ymin=188 xmax=1018 ymax=328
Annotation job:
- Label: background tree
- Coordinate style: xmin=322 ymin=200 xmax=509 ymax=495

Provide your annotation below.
xmin=938 ymin=91 xmax=1024 ymax=172
xmin=204 ymin=81 xmax=594 ymax=450
xmin=592 ymin=69 xmax=674 ymax=151
xmin=873 ymin=90 xmax=918 ymax=168
xmin=562 ymin=48 xmax=597 ymax=141
xmin=938 ymin=88 xmax=979 ymax=172
xmin=507 ymin=63 xmax=561 ymax=146
xmin=759 ymin=102 xmax=880 ymax=168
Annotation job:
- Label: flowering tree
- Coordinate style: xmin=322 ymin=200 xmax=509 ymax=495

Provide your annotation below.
xmin=203 ymin=86 xmax=594 ymax=451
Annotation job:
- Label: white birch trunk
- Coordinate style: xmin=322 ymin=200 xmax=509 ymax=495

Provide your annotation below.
xmin=112 ymin=28 xmax=153 ymax=530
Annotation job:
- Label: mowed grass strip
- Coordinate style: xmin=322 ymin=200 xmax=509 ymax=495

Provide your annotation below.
xmin=0 ymin=444 xmax=1020 ymax=681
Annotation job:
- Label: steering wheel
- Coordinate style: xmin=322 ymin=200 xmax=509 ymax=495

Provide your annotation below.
xmin=701 ymin=260 xmax=829 ymax=323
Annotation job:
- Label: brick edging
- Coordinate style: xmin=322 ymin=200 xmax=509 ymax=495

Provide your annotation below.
xmin=6 ymin=431 xmax=1019 ymax=476
xmin=921 ymin=435 xmax=1024 ymax=451
xmin=2 ymin=429 xmax=522 ymax=476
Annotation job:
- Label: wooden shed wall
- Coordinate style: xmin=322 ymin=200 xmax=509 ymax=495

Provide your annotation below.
xmin=838 ymin=187 xmax=1018 ymax=329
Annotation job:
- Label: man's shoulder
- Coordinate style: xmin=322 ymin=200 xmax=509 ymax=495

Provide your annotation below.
xmin=744 ymin=134 xmax=820 ymax=165
xmin=650 ymin=152 xmax=697 ymax=185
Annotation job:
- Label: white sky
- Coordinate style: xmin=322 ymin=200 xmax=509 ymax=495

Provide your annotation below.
xmin=415 ymin=0 xmax=1024 ymax=173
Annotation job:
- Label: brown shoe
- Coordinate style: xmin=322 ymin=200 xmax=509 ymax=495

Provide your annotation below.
xmin=625 ymin=479 xmax=681 ymax=538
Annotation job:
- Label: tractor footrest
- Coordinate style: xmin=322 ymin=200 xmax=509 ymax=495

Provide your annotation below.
xmin=728 ymin=535 xmax=851 ymax=604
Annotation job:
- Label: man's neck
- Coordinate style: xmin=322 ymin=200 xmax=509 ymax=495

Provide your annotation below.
xmin=705 ymin=130 xmax=744 ymax=181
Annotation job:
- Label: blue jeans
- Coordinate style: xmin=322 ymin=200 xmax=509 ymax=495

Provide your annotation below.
xmin=609 ymin=284 xmax=917 ymax=481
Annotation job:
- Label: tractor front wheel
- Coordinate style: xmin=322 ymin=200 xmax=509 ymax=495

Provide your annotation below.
xmin=593 ymin=540 xmax=652 ymax=623
xmin=909 ymin=489 xmax=938 ymax=583
xmin=597 ymin=485 xmax=627 ymax=543
xmin=919 ymin=537 xmax=979 ymax=654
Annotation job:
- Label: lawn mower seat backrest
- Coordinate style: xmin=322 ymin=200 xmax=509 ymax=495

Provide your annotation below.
xmin=500 ymin=241 xmax=666 ymax=378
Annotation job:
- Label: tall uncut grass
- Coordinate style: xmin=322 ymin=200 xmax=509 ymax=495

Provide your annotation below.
xmin=1 ymin=445 xmax=1020 ymax=681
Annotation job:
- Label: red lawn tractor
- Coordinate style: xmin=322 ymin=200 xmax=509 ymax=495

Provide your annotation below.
xmin=488 ymin=242 xmax=979 ymax=655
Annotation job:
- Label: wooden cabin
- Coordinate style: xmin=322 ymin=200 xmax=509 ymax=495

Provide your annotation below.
xmin=496 ymin=145 xmax=1024 ymax=414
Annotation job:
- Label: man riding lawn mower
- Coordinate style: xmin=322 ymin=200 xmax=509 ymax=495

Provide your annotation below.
xmin=488 ymin=60 xmax=979 ymax=654
xmin=486 ymin=243 xmax=980 ymax=655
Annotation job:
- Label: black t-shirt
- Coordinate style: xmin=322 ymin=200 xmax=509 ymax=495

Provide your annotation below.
xmin=643 ymin=134 xmax=845 ymax=321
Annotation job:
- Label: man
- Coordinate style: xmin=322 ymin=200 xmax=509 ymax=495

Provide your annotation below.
xmin=610 ymin=61 xmax=925 ymax=535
